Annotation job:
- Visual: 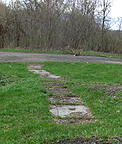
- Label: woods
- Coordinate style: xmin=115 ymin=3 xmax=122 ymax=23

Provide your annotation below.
xmin=0 ymin=0 xmax=122 ymax=54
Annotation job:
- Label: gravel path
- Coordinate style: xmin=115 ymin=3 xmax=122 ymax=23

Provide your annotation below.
xmin=0 ymin=51 xmax=122 ymax=64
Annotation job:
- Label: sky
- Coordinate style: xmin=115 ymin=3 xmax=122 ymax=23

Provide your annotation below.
xmin=109 ymin=0 xmax=122 ymax=29
xmin=110 ymin=0 xmax=122 ymax=18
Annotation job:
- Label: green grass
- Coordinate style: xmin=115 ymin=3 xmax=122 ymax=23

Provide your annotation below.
xmin=0 ymin=62 xmax=122 ymax=143
xmin=80 ymin=50 xmax=122 ymax=58
xmin=63 ymin=48 xmax=122 ymax=58
xmin=0 ymin=48 xmax=64 ymax=54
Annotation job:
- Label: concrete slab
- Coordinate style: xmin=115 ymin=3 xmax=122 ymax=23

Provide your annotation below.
xmin=47 ymin=74 xmax=61 ymax=79
xmin=28 ymin=69 xmax=47 ymax=75
xmin=50 ymin=105 xmax=89 ymax=117
xmin=28 ymin=69 xmax=61 ymax=79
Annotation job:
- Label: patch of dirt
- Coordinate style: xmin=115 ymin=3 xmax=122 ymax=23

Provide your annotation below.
xmin=43 ymin=80 xmax=66 ymax=87
xmin=0 ymin=74 xmax=18 ymax=86
xmin=49 ymin=96 xmax=82 ymax=104
xmin=90 ymin=84 xmax=122 ymax=97
xmin=43 ymin=79 xmax=72 ymax=95
xmin=45 ymin=136 xmax=122 ymax=144
xmin=0 ymin=81 xmax=6 ymax=86
xmin=69 ymin=111 xmax=94 ymax=119
xmin=46 ymin=86 xmax=72 ymax=95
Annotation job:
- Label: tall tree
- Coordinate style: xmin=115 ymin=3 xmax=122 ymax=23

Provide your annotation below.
xmin=101 ymin=0 xmax=112 ymax=52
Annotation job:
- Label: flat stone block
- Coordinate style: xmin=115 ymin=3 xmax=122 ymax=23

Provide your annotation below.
xmin=47 ymin=74 xmax=61 ymax=79
xmin=50 ymin=105 xmax=89 ymax=117
xmin=28 ymin=69 xmax=61 ymax=79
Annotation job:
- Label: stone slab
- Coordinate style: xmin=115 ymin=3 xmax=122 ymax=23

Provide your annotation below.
xmin=50 ymin=105 xmax=89 ymax=117
xmin=28 ymin=69 xmax=61 ymax=79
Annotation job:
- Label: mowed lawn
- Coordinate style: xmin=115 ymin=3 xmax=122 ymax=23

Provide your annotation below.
xmin=0 ymin=62 xmax=122 ymax=143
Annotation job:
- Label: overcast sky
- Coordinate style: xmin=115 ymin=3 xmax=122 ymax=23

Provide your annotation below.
xmin=110 ymin=0 xmax=122 ymax=18
xmin=109 ymin=0 xmax=122 ymax=29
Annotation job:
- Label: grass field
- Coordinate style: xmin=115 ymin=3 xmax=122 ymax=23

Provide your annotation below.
xmin=0 ymin=48 xmax=64 ymax=54
xmin=0 ymin=62 xmax=122 ymax=143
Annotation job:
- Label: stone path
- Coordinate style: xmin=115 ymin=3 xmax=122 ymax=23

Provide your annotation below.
xmin=27 ymin=64 xmax=95 ymax=124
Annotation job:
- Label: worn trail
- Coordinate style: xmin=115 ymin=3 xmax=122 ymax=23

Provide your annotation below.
xmin=28 ymin=64 xmax=95 ymax=124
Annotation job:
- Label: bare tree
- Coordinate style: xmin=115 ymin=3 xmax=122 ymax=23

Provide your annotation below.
xmin=0 ymin=1 xmax=7 ymax=48
xmin=1 ymin=0 xmax=121 ymax=55
xmin=100 ymin=0 xmax=112 ymax=52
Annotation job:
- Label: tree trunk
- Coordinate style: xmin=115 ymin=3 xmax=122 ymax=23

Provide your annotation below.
xmin=0 ymin=24 xmax=4 ymax=48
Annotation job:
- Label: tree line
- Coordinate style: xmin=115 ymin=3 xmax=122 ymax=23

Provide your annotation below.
xmin=0 ymin=0 xmax=122 ymax=54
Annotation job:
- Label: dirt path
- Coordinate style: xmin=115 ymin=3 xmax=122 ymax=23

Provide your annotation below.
xmin=0 ymin=51 xmax=122 ymax=64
